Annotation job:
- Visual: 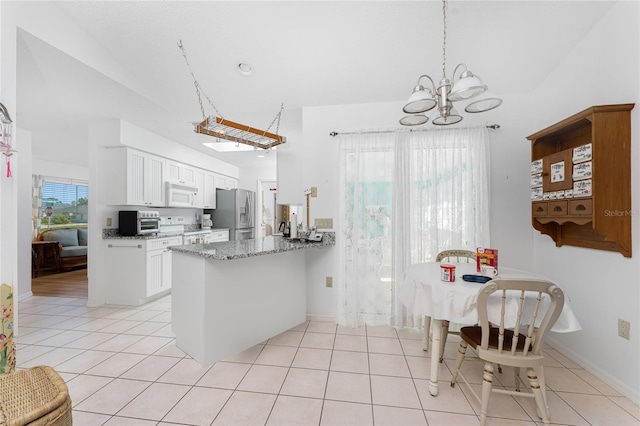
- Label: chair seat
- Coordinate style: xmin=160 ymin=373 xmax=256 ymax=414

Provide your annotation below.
xmin=0 ymin=366 xmax=72 ymax=425
xmin=460 ymin=326 xmax=531 ymax=352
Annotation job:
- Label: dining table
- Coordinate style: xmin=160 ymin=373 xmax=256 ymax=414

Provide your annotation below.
xmin=398 ymin=262 xmax=582 ymax=396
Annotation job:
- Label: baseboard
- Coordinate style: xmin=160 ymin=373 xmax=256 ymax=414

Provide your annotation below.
xmin=306 ymin=314 xmax=336 ymax=323
xmin=547 ymin=335 xmax=640 ymax=405
xmin=18 ymin=291 xmax=33 ymax=301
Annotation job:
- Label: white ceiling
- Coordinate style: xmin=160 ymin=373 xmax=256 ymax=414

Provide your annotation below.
xmin=16 ymin=1 xmax=615 ymax=169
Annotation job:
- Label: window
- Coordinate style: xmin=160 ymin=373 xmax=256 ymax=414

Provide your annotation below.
xmin=39 ymin=179 xmax=88 ymax=228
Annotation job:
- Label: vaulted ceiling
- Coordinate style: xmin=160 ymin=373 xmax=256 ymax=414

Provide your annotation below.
xmin=16 ymin=1 xmax=615 ymax=169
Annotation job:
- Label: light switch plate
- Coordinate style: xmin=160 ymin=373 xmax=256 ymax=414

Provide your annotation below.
xmin=311 ymin=187 xmax=318 ymax=197
xmin=326 ymin=276 xmax=333 ymax=288
xmin=618 ymin=318 xmax=631 ymax=340
xmin=106 ymin=217 xmax=112 ymax=227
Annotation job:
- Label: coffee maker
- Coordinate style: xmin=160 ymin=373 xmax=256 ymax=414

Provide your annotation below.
xmin=201 ymin=214 xmax=212 ymax=230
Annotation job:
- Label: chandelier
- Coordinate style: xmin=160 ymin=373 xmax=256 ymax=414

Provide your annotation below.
xmin=400 ymin=0 xmax=502 ymax=126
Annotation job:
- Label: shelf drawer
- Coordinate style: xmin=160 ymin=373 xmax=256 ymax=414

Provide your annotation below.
xmin=532 ymin=202 xmax=548 ymax=217
xmin=569 ymin=198 xmax=593 ymax=215
xmin=548 ymin=200 xmax=568 ymax=216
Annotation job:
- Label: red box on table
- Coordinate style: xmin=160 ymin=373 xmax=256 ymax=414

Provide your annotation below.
xmin=476 ymin=247 xmax=498 ymax=272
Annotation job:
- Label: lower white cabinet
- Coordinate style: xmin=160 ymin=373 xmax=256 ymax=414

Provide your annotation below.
xmin=105 ymin=236 xmax=183 ymax=305
xmin=210 ymin=229 xmax=229 ymax=242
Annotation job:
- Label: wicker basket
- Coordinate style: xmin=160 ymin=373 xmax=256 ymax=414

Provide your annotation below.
xmin=0 ymin=366 xmax=72 ymax=426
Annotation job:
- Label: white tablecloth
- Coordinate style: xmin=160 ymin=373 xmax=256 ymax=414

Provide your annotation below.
xmin=399 ymin=262 xmax=582 ymax=333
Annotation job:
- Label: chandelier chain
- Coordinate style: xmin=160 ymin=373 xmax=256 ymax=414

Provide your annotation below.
xmin=178 ymin=40 xmax=224 ymax=120
xmin=442 ymin=0 xmax=447 ymax=78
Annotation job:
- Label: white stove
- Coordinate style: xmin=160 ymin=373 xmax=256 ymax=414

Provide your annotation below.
xmin=183 ymin=229 xmax=213 ymax=244
xmin=159 ymin=215 xmax=185 ymax=235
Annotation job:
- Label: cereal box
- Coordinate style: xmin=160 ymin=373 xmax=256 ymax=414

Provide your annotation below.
xmin=476 ymin=247 xmax=498 ymax=273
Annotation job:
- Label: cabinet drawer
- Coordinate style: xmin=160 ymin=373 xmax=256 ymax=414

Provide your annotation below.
xmin=569 ymin=198 xmax=593 ymax=215
xmin=548 ymin=201 xmax=568 ymax=216
xmin=210 ymin=230 xmax=229 ymax=242
xmin=532 ymin=202 xmax=548 ymax=217
xmin=147 ymin=236 xmax=183 ymax=251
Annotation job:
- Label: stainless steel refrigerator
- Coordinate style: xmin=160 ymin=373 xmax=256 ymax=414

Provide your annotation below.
xmin=212 ymin=188 xmax=255 ymax=240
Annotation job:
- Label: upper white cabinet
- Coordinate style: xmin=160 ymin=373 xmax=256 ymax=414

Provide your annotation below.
xmin=218 ymin=175 xmax=238 ymax=190
xmin=203 ymin=171 xmax=217 ymax=208
xmin=102 ymin=147 xmax=238 ymax=208
xmin=166 ymin=160 xmax=197 ymax=186
xmin=193 ymin=169 xmax=217 ymax=209
xmin=103 ymin=147 xmax=165 ymax=206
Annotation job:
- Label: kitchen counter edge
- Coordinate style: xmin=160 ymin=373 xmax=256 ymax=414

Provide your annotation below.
xmin=169 ymin=233 xmax=336 ymax=260
xmin=102 ymin=229 xmax=229 ymax=240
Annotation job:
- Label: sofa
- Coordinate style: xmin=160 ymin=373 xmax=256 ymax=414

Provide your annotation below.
xmin=36 ymin=228 xmax=88 ymax=272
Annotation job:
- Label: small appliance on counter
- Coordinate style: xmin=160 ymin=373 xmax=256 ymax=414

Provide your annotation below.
xmin=119 ymin=210 xmax=160 ymax=236
xmin=201 ymin=214 xmax=212 ymax=230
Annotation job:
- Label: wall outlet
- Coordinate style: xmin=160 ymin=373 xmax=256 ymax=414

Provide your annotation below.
xmin=326 ymin=276 xmax=333 ymax=288
xmin=311 ymin=187 xmax=318 ymax=197
xmin=315 ymin=218 xmax=333 ymax=229
xmin=106 ymin=217 xmax=112 ymax=227
xmin=618 ymin=318 xmax=631 ymax=340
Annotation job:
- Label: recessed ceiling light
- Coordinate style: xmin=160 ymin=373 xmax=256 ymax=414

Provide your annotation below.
xmin=237 ymin=62 xmax=254 ymax=76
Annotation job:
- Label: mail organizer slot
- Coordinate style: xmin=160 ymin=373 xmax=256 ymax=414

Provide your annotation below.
xmin=548 ymin=201 xmax=567 ymax=216
xmin=569 ymin=198 xmax=593 ymax=215
xmin=532 ymin=202 xmax=548 ymax=217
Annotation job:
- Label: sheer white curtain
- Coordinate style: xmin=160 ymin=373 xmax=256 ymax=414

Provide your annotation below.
xmin=338 ymin=126 xmax=490 ymax=328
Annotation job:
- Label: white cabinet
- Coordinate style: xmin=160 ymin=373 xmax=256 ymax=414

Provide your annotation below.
xmin=210 ymin=229 xmax=229 ymax=242
xmin=194 ymin=169 xmax=217 ymax=209
xmin=218 ymin=175 xmax=238 ymax=190
xmin=194 ymin=169 xmax=205 ymax=208
xmin=203 ymin=171 xmax=217 ymax=208
xmin=103 ymin=147 xmax=165 ymax=207
xmin=166 ymin=160 xmax=197 ymax=186
xmin=105 ymin=235 xmax=182 ymax=305
xmin=145 ymin=236 xmax=181 ymax=297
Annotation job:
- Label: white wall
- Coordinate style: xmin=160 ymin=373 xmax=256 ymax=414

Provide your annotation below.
xmin=16 ymin=129 xmax=32 ymax=299
xmin=526 ymin=2 xmax=640 ymax=400
xmin=282 ymin=1 xmax=640 ymax=400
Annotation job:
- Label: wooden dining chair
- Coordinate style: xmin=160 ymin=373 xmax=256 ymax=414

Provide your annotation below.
xmin=449 ymin=279 xmax=565 ymax=426
xmin=423 ymin=249 xmax=476 ymax=361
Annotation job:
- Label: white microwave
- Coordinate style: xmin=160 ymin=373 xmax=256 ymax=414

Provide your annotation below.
xmin=166 ymin=181 xmax=198 ymax=207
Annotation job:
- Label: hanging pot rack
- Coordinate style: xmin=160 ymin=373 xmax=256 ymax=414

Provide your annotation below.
xmin=194 ymin=114 xmax=286 ymax=150
xmin=179 ymin=41 xmax=286 ymax=150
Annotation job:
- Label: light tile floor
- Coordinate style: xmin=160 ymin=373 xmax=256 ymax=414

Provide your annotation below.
xmin=15 ymin=294 xmax=640 ymax=426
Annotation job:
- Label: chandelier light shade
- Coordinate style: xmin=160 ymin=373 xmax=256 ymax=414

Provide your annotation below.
xmin=400 ymin=0 xmax=502 ymax=126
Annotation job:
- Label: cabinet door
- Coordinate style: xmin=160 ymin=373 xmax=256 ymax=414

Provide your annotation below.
xmin=145 ymin=154 xmax=165 ymax=206
xmin=166 ymin=160 xmax=197 ymax=186
xmin=166 ymin=160 xmax=182 ymax=183
xmin=126 ymin=150 xmax=147 ymax=206
xmin=203 ymin=172 xmax=217 ymax=209
xmin=218 ymin=176 xmax=238 ymax=190
xmin=181 ymin=165 xmax=197 ymax=186
xmin=146 ymin=249 xmax=167 ymax=297
xmin=194 ymin=169 xmax=206 ymax=208
xmin=162 ymin=249 xmax=172 ymax=291
xmin=226 ymin=178 xmax=238 ymax=189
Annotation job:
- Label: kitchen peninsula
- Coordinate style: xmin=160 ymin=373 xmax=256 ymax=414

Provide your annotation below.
xmin=169 ymin=234 xmax=335 ymax=366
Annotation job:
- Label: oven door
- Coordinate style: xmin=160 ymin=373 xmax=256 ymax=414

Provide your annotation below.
xmin=138 ymin=218 xmax=160 ymax=234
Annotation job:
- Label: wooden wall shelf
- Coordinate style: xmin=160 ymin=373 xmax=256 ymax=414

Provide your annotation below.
xmin=527 ymin=104 xmax=634 ymax=257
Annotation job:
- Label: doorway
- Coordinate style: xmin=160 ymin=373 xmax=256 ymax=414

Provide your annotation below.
xmin=257 ymin=180 xmax=277 ymax=239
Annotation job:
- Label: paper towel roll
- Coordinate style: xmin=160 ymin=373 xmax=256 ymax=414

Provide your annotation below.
xmin=290 ymin=213 xmax=298 ymax=238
